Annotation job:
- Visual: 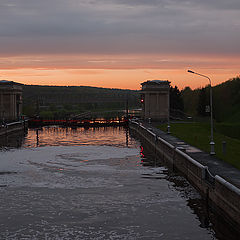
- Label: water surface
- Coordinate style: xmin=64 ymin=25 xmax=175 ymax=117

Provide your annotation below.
xmin=0 ymin=127 xmax=239 ymax=239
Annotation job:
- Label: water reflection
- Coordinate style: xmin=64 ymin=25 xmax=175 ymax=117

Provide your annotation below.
xmin=169 ymin=174 xmax=240 ymax=240
xmin=0 ymin=130 xmax=27 ymax=150
xmin=0 ymin=126 xmax=138 ymax=149
xmin=140 ymin=144 xmax=240 ymax=240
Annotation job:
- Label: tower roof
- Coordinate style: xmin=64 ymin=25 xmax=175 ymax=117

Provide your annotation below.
xmin=141 ymin=80 xmax=170 ymax=91
xmin=141 ymin=80 xmax=170 ymax=86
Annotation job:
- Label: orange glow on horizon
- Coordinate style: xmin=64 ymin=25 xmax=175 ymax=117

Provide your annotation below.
xmin=1 ymin=67 xmax=238 ymax=90
xmin=0 ymin=54 xmax=239 ymax=90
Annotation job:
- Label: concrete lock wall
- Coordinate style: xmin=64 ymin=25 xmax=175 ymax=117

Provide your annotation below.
xmin=129 ymin=120 xmax=240 ymax=226
xmin=209 ymin=176 xmax=240 ymax=224
xmin=0 ymin=120 xmax=27 ymax=137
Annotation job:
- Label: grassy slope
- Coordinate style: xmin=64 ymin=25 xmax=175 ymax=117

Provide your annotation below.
xmin=158 ymin=122 xmax=240 ymax=170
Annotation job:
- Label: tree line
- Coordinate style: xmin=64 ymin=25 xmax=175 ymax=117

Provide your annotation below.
xmin=22 ymin=85 xmax=141 ymax=119
xmin=182 ymin=76 xmax=240 ymax=123
xmin=22 ymin=76 xmax=240 ymax=122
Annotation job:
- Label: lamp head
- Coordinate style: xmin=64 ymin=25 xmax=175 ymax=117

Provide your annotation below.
xmin=187 ymin=70 xmax=195 ymax=74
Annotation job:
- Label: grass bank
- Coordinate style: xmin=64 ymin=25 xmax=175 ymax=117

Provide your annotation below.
xmin=157 ymin=122 xmax=240 ymax=170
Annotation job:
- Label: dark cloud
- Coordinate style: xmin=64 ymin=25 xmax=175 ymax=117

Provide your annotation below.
xmin=105 ymin=0 xmax=240 ymax=10
xmin=0 ymin=0 xmax=240 ymax=56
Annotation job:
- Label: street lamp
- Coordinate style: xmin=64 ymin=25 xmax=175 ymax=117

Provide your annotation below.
xmin=167 ymin=86 xmax=171 ymax=134
xmin=187 ymin=70 xmax=215 ymax=155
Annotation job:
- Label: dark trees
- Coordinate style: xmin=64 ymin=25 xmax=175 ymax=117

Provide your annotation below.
xmin=170 ymin=86 xmax=184 ymax=111
xmin=197 ymin=87 xmax=209 ymax=117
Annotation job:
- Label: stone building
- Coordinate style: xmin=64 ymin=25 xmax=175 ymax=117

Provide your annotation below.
xmin=141 ymin=80 xmax=170 ymax=122
xmin=0 ymin=80 xmax=23 ymax=122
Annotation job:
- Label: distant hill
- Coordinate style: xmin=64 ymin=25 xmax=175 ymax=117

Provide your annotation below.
xmin=22 ymin=85 xmax=141 ymax=118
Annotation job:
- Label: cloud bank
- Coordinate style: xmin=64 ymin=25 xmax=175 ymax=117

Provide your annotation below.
xmin=0 ymin=0 xmax=240 ymax=56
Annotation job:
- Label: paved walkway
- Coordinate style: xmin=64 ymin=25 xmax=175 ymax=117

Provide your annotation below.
xmin=141 ymin=121 xmax=240 ymax=188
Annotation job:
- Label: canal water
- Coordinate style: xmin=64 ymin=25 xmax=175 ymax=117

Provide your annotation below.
xmin=0 ymin=126 xmax=239 ymax=239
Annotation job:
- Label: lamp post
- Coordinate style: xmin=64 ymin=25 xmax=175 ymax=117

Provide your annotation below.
xmin=167 ymin=86 xmax=171 ymax=134
xmin=187 ymin=70 xmax=215 ymax=155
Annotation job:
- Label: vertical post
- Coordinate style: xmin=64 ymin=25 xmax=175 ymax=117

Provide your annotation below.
xmin=209 ymin=85 xmax=215 ymax=155
xmin=188 ymin=70 xmax=215 ymax=155
xmin=125 ymin=127 xmax=129 ymax=147
xmin=126 ymin=93 xmax=129 ymax=121
xmin=36 ymin=128 xmax=39 ymax=147
xmin=222 ymin=141 xmax=226 ymax=155
xmin=36 ymin=96 xmax=40 ymax=117
xmin=167 ymin=84 xmax=171 ymax=134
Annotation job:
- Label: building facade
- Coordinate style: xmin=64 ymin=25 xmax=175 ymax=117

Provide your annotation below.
xmin=141 ymin=80 xmax=170 ymax=122
xmin=0 ymin=80 xmax=23 ymax=122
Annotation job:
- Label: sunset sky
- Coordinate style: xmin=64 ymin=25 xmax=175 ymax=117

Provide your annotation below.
xmin=0 ymin=0 xmax=240 ymax=90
